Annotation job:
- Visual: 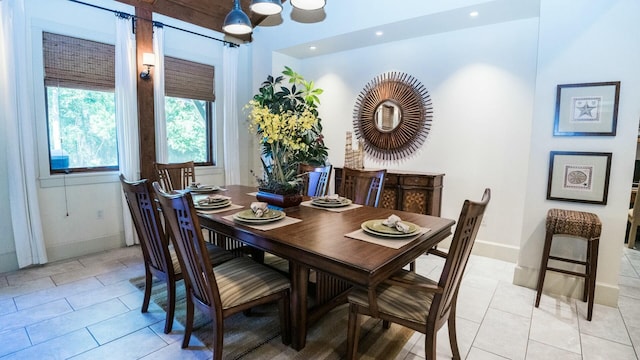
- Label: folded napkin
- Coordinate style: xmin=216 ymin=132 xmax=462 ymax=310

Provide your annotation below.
xmin=382 ymin=214 xmax=411 ymax=233
xmin=250 ymin=202 xmax=269 ymax=217
xmin=197 ymin=195 xmax=230 ymax=205
xmin=316 ymin=194 xmax=344 ymax=203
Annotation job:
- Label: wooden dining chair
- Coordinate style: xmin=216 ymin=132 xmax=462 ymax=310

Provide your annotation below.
xmin=119 ymin=175 xmax=234 ymax=334
xmin=154 ymin=161 xmax=196 ymax=191
xmin=338 ymin=167 xmax=386 ymax=207
xmin=152 ymin=182 xmax=291 ymax=357
xmin=628 ymin=191 xmax=640 ymax=248
xmin=298 ymin=163 xmax=333 ymax=197
xmin=346 ymin=188 xmax=491 ymax=360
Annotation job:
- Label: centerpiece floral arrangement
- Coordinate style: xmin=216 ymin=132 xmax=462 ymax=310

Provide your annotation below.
xmin=247 ymin=66 xmax=329 ymax=195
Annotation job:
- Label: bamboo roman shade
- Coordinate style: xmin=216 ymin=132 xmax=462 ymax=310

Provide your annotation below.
xmin=43 ymin=32 xmax=115 ymax=91
xmin=165 ymin=56 xmax=215 ymax=102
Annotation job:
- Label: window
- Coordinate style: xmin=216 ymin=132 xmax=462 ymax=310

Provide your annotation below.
xmin=164 ymin=56 xmax=215 ymax=165
xmin=43 ymin=32 xmax=117 ymax=173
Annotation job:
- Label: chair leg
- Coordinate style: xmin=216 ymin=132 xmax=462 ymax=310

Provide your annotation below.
xmin=164 ymin=279 xmax=176 ymax=334
xmin=629 ymin=222 xmax=638 ymax=249
xmin=279 ymin=290 xmax=291 ymax=345
xmin=346 ymin=303 xmax=362 ymax=360
xmin=448 ymin=308 xmax=461 ymax=360
xmin=583 ymin=238 xmax=591 ymax=302
xmin=587 ymin=238 xmax=599 ymax=321
xmin=182 ymin=296 xmax=194 ymax=348
xmin=212 ymin=320 xmax=223 ymax=360
xmin=535 ymin=231 xmax=553 ymax=307
xmin=141 ymin=267 xmax=152 ymax=313
xmin=425 ymin=329 xmax=437 ymax=360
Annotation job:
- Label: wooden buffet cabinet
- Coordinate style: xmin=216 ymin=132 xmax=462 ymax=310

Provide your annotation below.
xmin=334 ymin=167 xmax=444 ymax=216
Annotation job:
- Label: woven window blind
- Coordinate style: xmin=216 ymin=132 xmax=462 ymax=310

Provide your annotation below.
xmin=165 ymin=56 xmax=215 ymax=102
xmin=43 ymin=32 xmax=115 ymax=91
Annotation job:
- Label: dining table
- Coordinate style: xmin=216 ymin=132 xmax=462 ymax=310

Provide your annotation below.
xmin=195 ymin=185 xmax=456 ymax=350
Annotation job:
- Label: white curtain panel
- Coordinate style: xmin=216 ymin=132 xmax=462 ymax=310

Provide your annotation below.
xmin=222 ymin=44 xmax=241 ymax=185
xmin=1 ymin=0 xmax=48 ymax=267
xmin=153 ymin=25 xmax=168 ymax=163
xmin=115 ymin=14 xmax=140 ymax=246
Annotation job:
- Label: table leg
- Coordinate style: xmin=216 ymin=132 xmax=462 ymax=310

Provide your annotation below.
xmin=290 ymin=262 xmax=309 ymax=350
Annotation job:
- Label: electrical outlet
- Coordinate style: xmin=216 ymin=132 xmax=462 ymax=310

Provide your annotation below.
xmin=97 ymin=210 xmax=104 ymax=219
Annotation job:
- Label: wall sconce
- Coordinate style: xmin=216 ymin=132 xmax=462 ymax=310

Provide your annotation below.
xmin=140 ymin=52 xmax=155 ymax=80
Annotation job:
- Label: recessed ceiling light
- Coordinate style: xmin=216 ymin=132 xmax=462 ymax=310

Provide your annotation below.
xmin=375 ymin=31 xmax=383 ymax=36
xmin=469 ymin=11 xmax=479 ymax=17
xmin=309 ymin=46 xmax=317 ymax=51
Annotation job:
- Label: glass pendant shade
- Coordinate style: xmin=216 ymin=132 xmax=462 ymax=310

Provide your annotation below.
xmin=250 ymin=0 xmax=283 ymax=16
xmin=223 ymin=0 xmax=253 ymax=35
xmin=290 ymin=0 xmax=326 ymax=10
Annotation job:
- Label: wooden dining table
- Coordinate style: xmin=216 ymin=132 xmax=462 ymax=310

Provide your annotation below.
xmin=196 ymin=185 xmax=456 ymax=350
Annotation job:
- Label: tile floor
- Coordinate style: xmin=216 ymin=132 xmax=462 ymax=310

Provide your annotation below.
xmin=0 ymin=245 xmax=639 ymax=359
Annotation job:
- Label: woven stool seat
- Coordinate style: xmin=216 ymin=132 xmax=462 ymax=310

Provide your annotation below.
xmin=535 ymin=208 xmax=601 ymax=321
xmin=545 ymin=208 xmax=601 ymax=239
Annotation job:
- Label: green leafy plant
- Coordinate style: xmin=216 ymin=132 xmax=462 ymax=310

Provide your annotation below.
xmin=247 ymin=67 xmax=329 ymax=194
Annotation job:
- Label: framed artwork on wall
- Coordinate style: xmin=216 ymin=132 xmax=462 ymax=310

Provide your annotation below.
xmin=546 ymin=151 xmax=612 ymax=205
xmin=553 ymin=81 xmax=620 ymax=136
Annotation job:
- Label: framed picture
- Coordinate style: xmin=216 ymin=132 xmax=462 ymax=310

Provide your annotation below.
xmin=553 ymin=81 xmax=620 ymax=136
xmin=547 ymin=151 xmax=612 ymax=205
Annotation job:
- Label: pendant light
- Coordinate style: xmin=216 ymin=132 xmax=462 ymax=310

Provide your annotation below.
xmin=223 ymin=0 xmax=252 ymax=35
xmin=290 ymin=0 xmax=326 ymax=11
xmin=250 ymin=0 xmax=283 ymax=16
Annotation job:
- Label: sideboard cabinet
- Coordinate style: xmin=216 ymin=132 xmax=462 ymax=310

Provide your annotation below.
xmin=334 ymin=168 xmax=444 ymax=216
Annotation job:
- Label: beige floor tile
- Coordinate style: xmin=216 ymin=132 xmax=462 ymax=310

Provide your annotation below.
xmin=576 ymin=302 xmax=631 ymax=345
xmin=87 ymin=307 xmax=166 ymax=345
xmin=0 ymin=298 xmax=72 ymax=332
xmin=473 ymin=308 xmax=530 ymax=360
xmin=69 ymin=327 xmax=168 ymax=360
xmin=0 ymin=328 xmax=32 ymax=357
xmin=26 ymin=298 xmax=130 ymax=344
xmin=619 ymin=295 xmax=640 ymax=328
xmin=0 ymin=275 xmax=8 ymax=288
xmin=66 ymin=279 xmax=139 ymax=310
xmin=1 ymin=328 xmax=97 ymax=360
xmin=581 ymin=333 xmax=637 ymax=360
xmin=0 ymin=276 xmax=55 ymax=301
xmin=525 ymin=339 xmax=582 ymax=360
xmin=13 ymin=277 xmax=103 ymax=310
xmin=620 ymin=256 xmax=639 ymax=278
xmin=489 ymin=280 xmax=536 ymax=318
xmin=0 ymin=298 xmax=17 ymax=316
xmin=530 ymin=300 xmax=581 ymax=354
xmin=466 ymin=347 xmax=510 ymax=359
xmin=50 ymin=260 xmax=128 ymax=286
xmin=456 ymin=276 xmax=498 ymax=323
xmin=5 ymin=259 xmax=84 ymax=285
xmin=139 ymin=340 xmax=212 ymax=360
xmin=95 ymin=263 xmax=145 ymax=286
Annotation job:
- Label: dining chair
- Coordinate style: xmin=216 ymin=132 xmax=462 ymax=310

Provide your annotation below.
xmin=338 ymin=167 xmax=387 ymax=207
xmin=298 ymin=163 xmax=333 ymax=197
xmin=346 ymin=188 xmax=491 ymax=360
xmin=154 ymin=161 xmax=196 ymax=191
xmin=628 ymin=190 xmax=640 ymax=248
xmin=152 ymin=182 xmax=292 ymax=357
xmin=119 ymin=175 xmax=234 ymax=334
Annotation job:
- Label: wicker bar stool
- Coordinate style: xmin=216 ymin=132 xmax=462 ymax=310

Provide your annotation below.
xmin=535 ymin=208 xmax=601 ymax=321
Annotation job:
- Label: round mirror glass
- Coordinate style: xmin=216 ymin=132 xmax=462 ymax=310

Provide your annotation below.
xmin=374 ymin=100 xmax=402 ymax=132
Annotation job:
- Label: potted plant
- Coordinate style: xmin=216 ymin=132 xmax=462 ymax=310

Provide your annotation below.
xmin=247 ymin=66 xmax=329 ymax=207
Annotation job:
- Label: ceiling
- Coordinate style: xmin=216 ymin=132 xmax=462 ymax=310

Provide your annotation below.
xmin=114 ymin=0 xmax=270 ymax=41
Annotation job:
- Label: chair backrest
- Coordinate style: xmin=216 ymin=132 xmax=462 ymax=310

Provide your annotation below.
xmin=298 ymin=164 xmax=333 ymax=197
xmin=339 ymin=167 xmax=387 ymax=207
xmin=154 ymin=161 xmax=196 ymax=191
xmin=119 ymin=174 xmax=174 ymax=276
xmin=431 ymin=188 xmax=490 ymax=328
xmin=152 ymin=181 xmax=221 ymax=311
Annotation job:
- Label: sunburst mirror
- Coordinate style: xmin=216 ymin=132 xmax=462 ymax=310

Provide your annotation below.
xmin=352 ymin=72 xmax=433 ymax=161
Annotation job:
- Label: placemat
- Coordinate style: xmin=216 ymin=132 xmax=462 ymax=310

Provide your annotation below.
xmin=222 ymin=214 xmax=302 ymax=231
xmin=344 ymin=227 xmax=430 ymax=249
xmin=300 ymin=200 xmax=363 ymax=213
xmin=196 ymin=203 xmax=243 ymax=214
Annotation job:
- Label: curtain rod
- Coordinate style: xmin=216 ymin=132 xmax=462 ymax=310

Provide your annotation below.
xmin=68 ymin=0 xmax=239 ymax=48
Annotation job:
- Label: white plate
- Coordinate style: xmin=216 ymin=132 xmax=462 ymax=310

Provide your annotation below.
xmin=194 ymin=200 xmax=231 ymax=210
xmin=311 ymin=198 xmax=352 ymax=208
xmin=233 ymin=210 xmax=286 ymax=224
xmin=360 ymin=220 xmax=419 ymax=238
xmin=188 ymin=185 xmax=221 ymax=193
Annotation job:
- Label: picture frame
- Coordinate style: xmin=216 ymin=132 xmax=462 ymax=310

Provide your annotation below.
xmin=553 ymin=81 xmax=620 ymax=136
xmin=546 ymin=151 xmax=612 ymax=205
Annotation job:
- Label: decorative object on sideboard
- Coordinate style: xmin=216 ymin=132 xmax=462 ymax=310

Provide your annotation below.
xmin=247 ymin=66 xmax=328 ymax=206
xmin=353 ymin=71 xmax=432 ymax=161
xmin=344 ymin=131 xmax=364 ymax=169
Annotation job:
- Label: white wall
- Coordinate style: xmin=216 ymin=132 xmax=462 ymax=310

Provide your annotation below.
xmin=251 ymin=0 xmax=640 ymax=307
xmin=514 ymin=0 xmax=640 ymax=306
